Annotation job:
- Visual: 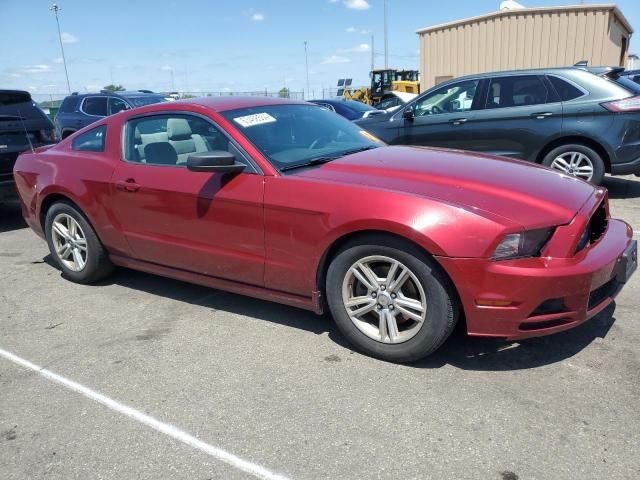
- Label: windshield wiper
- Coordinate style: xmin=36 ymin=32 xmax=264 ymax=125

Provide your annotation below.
xmin=280 ymin=146 xmax=380 ymax=172
xmin=280 ymin=156 xmax=338 ymax=172
xmin=340 ymin=145 xmax=379 ymax=156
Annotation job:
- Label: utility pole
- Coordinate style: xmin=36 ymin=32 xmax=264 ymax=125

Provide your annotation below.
xmin=304 ymin=41 xmax=310 ymax=100
xmin=371 ymin=35 xmax=375 ymax=71
xmin=50 ymin=4 xmax=71 ymax=93
xmin=384 ymin=0 xmax=389 ymax=68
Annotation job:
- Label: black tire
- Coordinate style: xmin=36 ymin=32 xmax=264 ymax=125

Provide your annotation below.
xmin=541 ymin=143 xmax=605 ymax=185
xmin=61 ymin=130 xmax=76 ymax=139
xmin=326 ymin=236 xmax=459 ymax=363
xmin=44 ymin=201 xmax=114 ymax=283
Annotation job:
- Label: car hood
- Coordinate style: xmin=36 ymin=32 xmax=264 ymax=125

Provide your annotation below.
xmin=294 ymin=146 xmax=595 ymax=228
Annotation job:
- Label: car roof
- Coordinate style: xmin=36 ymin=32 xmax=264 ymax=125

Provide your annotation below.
xmin=446 ymin=66 xmax=605 ymax=82
xmin=171 ymin=96 xmax=308 ymax=112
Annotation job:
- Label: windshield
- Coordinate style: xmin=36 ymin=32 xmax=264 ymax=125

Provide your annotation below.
xmin=127 ymin=96 xmax=167 ymax=107
xmin=222 ymin=104 xmax=383 ymax=170
xmin=612 ymin=75 xmax=640 ymax=95
xmin=345 ymin=101 xmax=376 ymax=112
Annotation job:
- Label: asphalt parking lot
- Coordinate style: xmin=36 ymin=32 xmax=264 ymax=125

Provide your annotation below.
xmin=1 ymin=176 xmax=639 ymax=480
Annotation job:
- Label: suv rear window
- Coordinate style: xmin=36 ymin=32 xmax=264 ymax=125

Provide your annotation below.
xmin=547 ymin=76 xmax=584 ymax=101
xmin=82 ymin=97 xmax=108 ymax=116
xmin=59 ymin=96 xmax=81 ymax=113
xmin=0 ymin=91 xmax=31 ymax=106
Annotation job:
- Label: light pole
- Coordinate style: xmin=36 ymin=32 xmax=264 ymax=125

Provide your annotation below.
xmin=384 ymin=0 xmax=389 ymax=68
xmin=50 ymin=4 xmax=71 ymax=94
xmin=304 ymin=41 xmax=310 ymax=100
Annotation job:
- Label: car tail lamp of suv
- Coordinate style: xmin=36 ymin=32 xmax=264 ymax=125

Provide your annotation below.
xmin=602 ymin=96 xmax=640 ymax=112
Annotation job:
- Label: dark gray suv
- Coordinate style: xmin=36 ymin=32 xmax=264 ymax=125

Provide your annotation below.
xmin=356 ymin=67 xmax=640 ymax=184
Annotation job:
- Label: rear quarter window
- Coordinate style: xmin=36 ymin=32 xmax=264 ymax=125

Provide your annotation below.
xmin=72 ymin=125 xmax=107 ymax=152
xmin=547 ymin=76 xmax=585 ymax=101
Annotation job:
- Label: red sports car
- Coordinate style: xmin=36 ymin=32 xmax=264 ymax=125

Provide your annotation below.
xmin=13 ymin=97 xmax=637 ymax=362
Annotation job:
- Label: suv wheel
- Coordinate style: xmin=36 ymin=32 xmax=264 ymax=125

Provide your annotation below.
xmin=542 ymin=144 xmax=605 ymax=185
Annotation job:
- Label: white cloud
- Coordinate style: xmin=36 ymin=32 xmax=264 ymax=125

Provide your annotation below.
xmin=346 ymin=26 xmax=369 ymax=34
xmin=60 ymin=32 xmax=79 ymax=44
xmin=20 ymin=64 xmax=53 ymax=74
xmin=52 ymin=57 xmax=64 ymax=64
xmin=160 ymin=65 xmax=173 ymax=71
xmin=251 ymin=12 xmax=265 ymax=21
xmin=344 ymin=0 xmax=369 ymax=10
xmin=339 ymin=43 xmax=371 ymax=53
xmin=321 ymin=55 xmax=351 ymax=64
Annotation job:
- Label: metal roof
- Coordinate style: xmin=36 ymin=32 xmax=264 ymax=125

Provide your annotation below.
xmin=416 ymin=4 xmax=633 ymax=36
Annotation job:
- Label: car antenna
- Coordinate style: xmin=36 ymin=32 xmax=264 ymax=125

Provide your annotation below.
xmin=17 ymin=108 xmax=35 ymax=153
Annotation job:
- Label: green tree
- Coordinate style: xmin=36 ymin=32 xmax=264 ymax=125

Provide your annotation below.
xmin=278 ymin=87 xmax=290 ymax=98
xmin=103 ymin=84 xmax=126 ymax=92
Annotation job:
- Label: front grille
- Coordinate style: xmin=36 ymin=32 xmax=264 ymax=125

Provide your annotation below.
xmin=528 ymin=298 xmax=568 ymax=317
xmin=576 ymin=200 xmax=608 ymax=253
xmin=589 ymin=200 xmax=608 ymax=244
xmin=588 ymin=278 xmax=618 ymax=310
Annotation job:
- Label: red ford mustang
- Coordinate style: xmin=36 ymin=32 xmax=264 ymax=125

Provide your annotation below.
xmin=14 ymin=97 xmax=637 ymax=362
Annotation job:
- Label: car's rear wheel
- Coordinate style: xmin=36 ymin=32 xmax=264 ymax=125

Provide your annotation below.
xmin=542 ymin=144 xmax=605 ymax=185
xmin=45 ymin=202 xmax=114 ymax=283
xmin=326 ymin=236 xmax=459 ymax=362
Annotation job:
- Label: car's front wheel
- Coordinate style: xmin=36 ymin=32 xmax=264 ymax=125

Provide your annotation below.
xmin=45 ymin=202 xmax=114 ymax=283
xmin=326 ymin=236 xmax=459 ymax=362
xmin=541 ymin=143 xmax=605 ymax=185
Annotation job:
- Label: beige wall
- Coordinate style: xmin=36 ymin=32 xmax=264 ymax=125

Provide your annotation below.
xmin=419 ymin=8 xmax=632 ymax=89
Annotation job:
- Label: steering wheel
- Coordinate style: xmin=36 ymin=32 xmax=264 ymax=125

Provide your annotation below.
xmin=431 ymin=105 xmax=444 ymax=114
xmin=309 ymin=136 xmax=331 ymax=149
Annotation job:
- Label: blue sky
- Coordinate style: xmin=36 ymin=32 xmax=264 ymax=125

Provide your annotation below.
xmin=2 ymin=0 xmax=640 ymax=97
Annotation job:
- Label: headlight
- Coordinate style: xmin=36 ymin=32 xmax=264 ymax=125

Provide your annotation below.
xmin=492 ymin=228 xmax=555 ymax=260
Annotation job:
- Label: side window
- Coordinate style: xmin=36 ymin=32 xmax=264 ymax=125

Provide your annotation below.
xmin=72 ymin=125 xmax=107 ymax=152
xmin=124 ymin=114 xmax=229 ymax=166
xmin=82 ymin=97 xmax=108 ymax=116
xmin=414 ymin=80 xmax=479 ymax=117
xmin=547 ymin=76 xmax=584 ymax=101
xmin=109 ymin=97 xmax=130 ymax=115
xmin=486 ymin=75 xmax=548 ymax=109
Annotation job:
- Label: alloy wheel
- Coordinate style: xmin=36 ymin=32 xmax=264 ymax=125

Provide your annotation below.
xmin=341 ymin=255 xmax=427 ymax=344
xmin=549 ymin=151 xmax=594 ymax=181
xmin=51 ymin=213 xmax=88 ymax=272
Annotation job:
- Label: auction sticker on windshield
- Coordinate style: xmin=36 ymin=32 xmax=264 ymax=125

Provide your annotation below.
xmin=233 ymin=112 xmax=277 ymax=128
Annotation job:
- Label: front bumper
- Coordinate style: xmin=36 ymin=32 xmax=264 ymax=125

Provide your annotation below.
xmin=437 ymin=218 xmax=635 ymax=340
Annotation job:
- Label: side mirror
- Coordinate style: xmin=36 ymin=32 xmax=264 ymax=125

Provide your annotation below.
xmin=403 ymin=105 xmax=415 ymax=120
xmin=186 ymin=151 xmax=246 ymax=173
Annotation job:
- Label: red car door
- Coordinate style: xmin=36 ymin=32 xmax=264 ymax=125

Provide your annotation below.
xmin=109 ymin=113 xmax=265 ymax=286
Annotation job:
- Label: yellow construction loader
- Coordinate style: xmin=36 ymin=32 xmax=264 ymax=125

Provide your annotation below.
xmin=339 ymin=69 xmax=420 ymax=105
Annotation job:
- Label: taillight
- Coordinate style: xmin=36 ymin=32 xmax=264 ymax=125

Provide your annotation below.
xmin=39 ymin=128 xmax=58 ymax=143
xmin=602 ymin=95 xmax=640 ymax=112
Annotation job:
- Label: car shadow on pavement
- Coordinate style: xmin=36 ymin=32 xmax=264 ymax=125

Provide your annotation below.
xmin=0 ymin=200 xmax=27 ymax=233
xmin=411 ymin=303 xmax=617 ymax=371
xmin=44 ymin=261 xmax=616 ymax=371
xmin=603 ymin=175 xmax=640 ymax=199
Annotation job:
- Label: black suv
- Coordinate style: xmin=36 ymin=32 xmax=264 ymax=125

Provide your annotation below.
xmin=1 ymin=90 xmax=57 ymax=201
xmin=55 ymin=91 xmax=166 ymax=139
xmin=356 ymin=66 xmax=640 ymax=184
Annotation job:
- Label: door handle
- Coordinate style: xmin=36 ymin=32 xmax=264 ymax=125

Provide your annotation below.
xmin=116 ymin=179 xmax=140 ymax=192
xmin=450 ymin=118 xmax=468 ymax=125
xmin=532 ymin=112 xmax=553 ymax=119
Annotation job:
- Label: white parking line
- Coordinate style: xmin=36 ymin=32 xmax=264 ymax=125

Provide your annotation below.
xmin=0 ymin=347 xmax=290 ymax=480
